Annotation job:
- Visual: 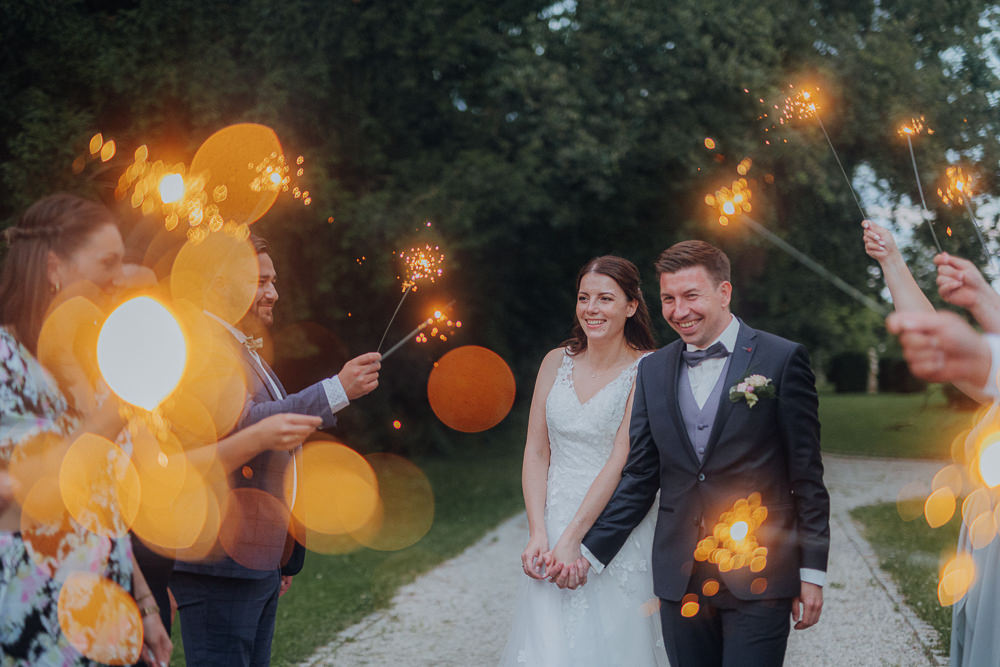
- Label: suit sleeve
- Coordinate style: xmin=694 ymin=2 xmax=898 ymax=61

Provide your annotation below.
xmin=582 ymin=360 xmax=661 ymax=566
xmin=778 ymin=344 xmax=830 ymax=573
xmin=238 ymin=381 xmax=339 ymax=431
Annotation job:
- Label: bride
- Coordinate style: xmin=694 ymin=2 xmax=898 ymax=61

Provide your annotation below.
xmin=499 ymin=256 xmax=667 ymax=666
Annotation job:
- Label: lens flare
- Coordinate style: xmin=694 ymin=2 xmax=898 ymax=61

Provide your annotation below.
xmin=694 ymin=493 xmax=767 ymax=573
xmin=57 ymin=572 xmax=142 ymax=665
xmin=924 ymin=487 xmax=957 ymax=528
xmin=938 ymin=552 xmax=975 ymax=606
xmin=158 ymin=173 xmax=185 ymax=204
xmin=705 ymin=175 xmax=752 ymax=226
xmin=351 ymin=454 xmax=434 ymax=551
xmin=59 ymin=434 xmax=140 ymax=538
xmin=97 ymin=297 xmax=187 ymax=411
xmin=977 ymin=436 xmax=1000 ymax=488
xmin=427 ymin=346 xmax=516 ymax=432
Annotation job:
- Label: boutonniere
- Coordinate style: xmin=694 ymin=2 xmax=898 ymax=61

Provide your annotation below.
xmin=729 ymin=374 xmax=775 ymax=408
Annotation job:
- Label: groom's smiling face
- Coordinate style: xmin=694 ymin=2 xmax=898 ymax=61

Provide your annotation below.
xmin=659 ymin=265 xmax=732 ymax=348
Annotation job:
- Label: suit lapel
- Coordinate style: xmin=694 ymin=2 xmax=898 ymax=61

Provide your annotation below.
xmin=662 ymin=342 xmax=702 ymax=469
xmin=240 ymin=345 xmax=285 ymax=400
xmin=700 ymin=320 xmax=758 ymax=467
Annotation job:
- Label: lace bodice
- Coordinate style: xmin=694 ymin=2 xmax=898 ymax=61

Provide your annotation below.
xmin=544 ymin=350 xmax=644 ymax=535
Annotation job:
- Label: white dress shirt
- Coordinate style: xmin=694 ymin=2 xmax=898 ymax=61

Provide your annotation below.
xmin=686 ymin=315 xmax=740 ymax=408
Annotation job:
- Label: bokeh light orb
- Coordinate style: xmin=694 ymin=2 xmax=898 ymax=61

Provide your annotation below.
xmin=158 ymin=173 xmax=185 ymax=204
xmin=59 ymin=434 xmax=140 ymax=538
xmin=427 ymin=345 xmax=516 ymax=433
xmin=730 ymin=520 xmax=749 ymax=542
xmin=57 ymin=572 xmax=142 ymax=665
xmin=97 ymin=296 xmax=187 ymax=411
xmin=352 ymin=454 xmax=434 ymax=551
xmin=190 ymin=123 xmax=283 ymax=225
xmin=978 ymin=434 xmax=1000 ymax=487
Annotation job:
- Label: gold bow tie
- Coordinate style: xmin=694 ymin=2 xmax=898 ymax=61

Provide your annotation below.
xmin=244 ymin=336 xmax=263 ymax=352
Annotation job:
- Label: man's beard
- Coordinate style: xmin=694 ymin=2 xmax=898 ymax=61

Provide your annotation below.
xmin=239 ymin=303 xmax=273 ymax=337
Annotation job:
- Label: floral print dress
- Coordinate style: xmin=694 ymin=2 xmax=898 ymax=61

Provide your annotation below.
xmin=0 ymin=327 xmax=132 ymax=665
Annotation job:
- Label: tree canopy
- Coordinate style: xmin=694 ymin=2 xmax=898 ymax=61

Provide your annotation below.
xmin=3 ymin=0 xmax=998 ymax=452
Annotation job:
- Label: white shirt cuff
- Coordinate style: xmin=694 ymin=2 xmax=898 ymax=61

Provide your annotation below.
xmin=800 ymin=568 xmax=825 ymax=587
xmin=321 ymin=376 xmax=350 ymax=414
xmin=580 ymin=544 xmax=605 ymax=574
xmin=983 ymin=334 xmax=1000 ymax=397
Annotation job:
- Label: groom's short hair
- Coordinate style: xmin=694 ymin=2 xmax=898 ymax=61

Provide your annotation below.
xmin=655 ymin=240 xmax=731 ymax=286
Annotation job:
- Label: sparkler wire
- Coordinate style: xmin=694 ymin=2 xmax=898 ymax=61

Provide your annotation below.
xmin=962 ymin=197 xmax=998 ymax=276
xmin=380 ymin=300 xmax=457 ymax=361
xmin=377 ymin=287 xmax=413 ymax=353
xmin=905 ymin=135 xmax=942 ymax=253
xmin=741 ymin=215 xmax=887 ymax=315
xmin=815 ymin=116 xmax=868 ymax=222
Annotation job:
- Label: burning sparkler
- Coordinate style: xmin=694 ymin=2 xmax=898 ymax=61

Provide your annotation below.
xmin=781 ymin=86 xmax=869 ymax=222
xmin=376 ymin=243 xmax=446 ymax=352
xmin=897 ymin=116 xmax=942 ymax=252
xmin=706 ymin=169 xmax=887 ymax=315
xmin=381 ymin=302 xmax=458 ymax=361
xmin=938 ymin=166 xmax=996 ymax=273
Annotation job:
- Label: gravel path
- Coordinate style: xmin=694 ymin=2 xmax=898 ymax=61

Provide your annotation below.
xmin=301 ymin=454 xmax=948 ymax=666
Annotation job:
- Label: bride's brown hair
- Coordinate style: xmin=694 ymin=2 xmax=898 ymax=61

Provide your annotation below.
xmin=561 ymin=255 xmax=657 ymax=355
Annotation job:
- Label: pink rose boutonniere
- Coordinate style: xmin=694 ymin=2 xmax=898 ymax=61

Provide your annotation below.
xmin=729 ymin=374 xmax=776 ymax=408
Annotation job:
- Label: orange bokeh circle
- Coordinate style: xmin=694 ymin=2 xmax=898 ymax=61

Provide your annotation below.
xmin=427 ymin=345 xmax=516 ymax=432
xmin=189 ymin=123 xmax=283 ymax=226
xmin=57 ymin=572 xmax=142 ymax=665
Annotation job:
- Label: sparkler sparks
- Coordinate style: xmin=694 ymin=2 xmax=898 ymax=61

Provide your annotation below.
xmin=937 ymin=166 xmax=995 ymax=271
xmin=897 ymin=114 xmax=942 ymax=252
xmin=381 ymin=302 xmax=458 ymax=361
xmin=395 ymin=244 xmax=446 ymax=292
xmin=704 ymin=168 xmax=888 ymax=315
xmin=694 ymin=493 xmax=769 ymax=574
xmin=377 ymin=241 xmax=447 ymax=352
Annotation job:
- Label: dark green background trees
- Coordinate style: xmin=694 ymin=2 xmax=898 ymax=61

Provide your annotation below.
xmin=3 ymin=0 xmax=998 ymax=453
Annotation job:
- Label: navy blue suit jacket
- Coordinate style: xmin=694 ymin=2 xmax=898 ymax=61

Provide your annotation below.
xmin=582 ymin=320 xmax=830 ymax=601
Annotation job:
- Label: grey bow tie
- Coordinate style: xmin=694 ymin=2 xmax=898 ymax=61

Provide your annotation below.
xmin=682 ymin=341 xmax=729 ymax=367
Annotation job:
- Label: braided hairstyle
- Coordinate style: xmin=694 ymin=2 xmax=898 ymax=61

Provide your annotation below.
xmin=0 ymin=193 xmax=117 ymax=353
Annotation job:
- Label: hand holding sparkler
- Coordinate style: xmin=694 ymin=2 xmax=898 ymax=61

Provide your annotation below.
xmin=935 ymin=253 xmax=1000 ymax=333
xmin=337 ymin=352 xmax=382 ymax=400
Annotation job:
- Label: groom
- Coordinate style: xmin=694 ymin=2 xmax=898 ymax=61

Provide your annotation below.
xmin=557 ymin=240 xmax=830 ymax=666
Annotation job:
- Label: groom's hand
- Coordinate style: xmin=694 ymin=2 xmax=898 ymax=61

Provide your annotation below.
xmin=552 ymin=556 xmax=590 ymax=590
xmin=792 ymin=582 xmax=823 ymax=630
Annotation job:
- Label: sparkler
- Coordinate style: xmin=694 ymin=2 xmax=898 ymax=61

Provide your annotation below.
xmin=897 ymin=116 xmax=942 ymax=252
xmin=376 ymin=243 xmax=446 ymax=352
xmin=380 ymin=302 xmax=457 ymax=361
xmin=781 ymin=86 xmax=869 ymax=222
xmin=706 ymin=173 xmax=887 ymax=315
xmin=938 ymin=166 xmax=996 ymax=273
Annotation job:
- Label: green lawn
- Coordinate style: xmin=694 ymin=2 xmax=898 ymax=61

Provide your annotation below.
xmin=819 ymin=389 xmax=973 ymax=459
xmin=169 ymin=410 xmax=527 ymax=666
xmin=851 ymin=502 xmax=961 ymax=653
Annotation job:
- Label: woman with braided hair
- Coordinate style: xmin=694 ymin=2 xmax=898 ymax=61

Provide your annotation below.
xmin=0 ymin=193 xmax=174 ymax=665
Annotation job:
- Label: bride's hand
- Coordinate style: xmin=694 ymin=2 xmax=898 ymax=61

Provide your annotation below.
xmin=521 ymin=534 xmax=549 ymax=579
xmin=862 ymin=220 xmax=900 ymax=263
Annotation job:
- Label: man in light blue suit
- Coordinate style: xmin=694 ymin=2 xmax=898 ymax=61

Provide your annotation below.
xmin=172 ymin=233 xmax=381 ymax=666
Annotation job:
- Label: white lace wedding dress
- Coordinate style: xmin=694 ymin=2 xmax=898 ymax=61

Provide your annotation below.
xmin=499 ymin=351 xmax=667 ymax=666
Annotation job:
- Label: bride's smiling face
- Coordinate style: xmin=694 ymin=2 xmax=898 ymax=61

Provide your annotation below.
xmin=576 ymin=272 xmax=637 ymax=344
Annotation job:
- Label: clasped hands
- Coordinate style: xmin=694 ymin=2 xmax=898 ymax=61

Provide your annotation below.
xmin=521 ymin=536 xmax=591 ymax=590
